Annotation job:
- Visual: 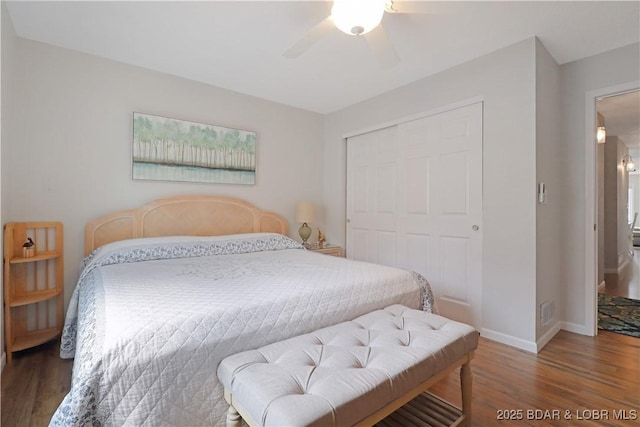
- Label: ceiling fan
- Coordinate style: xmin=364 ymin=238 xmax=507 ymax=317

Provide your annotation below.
xmin=283 ymin=0 xmax=433 ymax=68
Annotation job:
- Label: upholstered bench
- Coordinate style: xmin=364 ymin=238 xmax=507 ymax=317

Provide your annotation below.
xmin=217 ymin=305 xmax=478 ymax=427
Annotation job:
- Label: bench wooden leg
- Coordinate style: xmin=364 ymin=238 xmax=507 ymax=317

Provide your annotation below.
xmin=226 ymin=404 xmax=242 ymax=427
xmin=460 ymin=360 xmax=472 ymax=427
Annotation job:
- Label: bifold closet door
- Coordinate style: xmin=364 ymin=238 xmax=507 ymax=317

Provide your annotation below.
xmin=346 ymin=125 xmax=399 ymax=266
xmin=346 ymin=102 xmax=483 ymax=327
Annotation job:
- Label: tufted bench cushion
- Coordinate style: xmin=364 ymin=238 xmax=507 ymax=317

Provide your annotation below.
xmin=218 ymin=304 xmax=479 ymax=427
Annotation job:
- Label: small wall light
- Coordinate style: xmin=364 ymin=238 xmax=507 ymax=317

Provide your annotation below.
xmin=623 ymin=154 xmax=636 ymax=172
xmin=596 ymin=126 xmax=607 ymax=144
xmin=596 ymin=112 xmax=606 ymax=144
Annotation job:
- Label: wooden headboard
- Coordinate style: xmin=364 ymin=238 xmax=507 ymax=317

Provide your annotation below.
xmin=84 ymin=195 xmax=288 ymax=255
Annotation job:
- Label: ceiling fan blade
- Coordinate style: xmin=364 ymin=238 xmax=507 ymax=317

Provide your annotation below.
xmin=283 ymin=16 xmax=334 ymax=59
xmin=364 ymin=24 xmax=400 ymax=69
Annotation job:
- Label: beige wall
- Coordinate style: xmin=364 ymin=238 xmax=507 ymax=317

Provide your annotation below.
xmin=1 ymin=35 xmax=325 ymax=310
xmin=603 ymin=136 xmax=630 ymax=272
xmin=560 ymin=42 xmax=639 ymax=329
xmin=323 ymin=39 xmax=640 ymax=350
xmin=596 ymin=132 xmax=635 ymax=283
xmin=598 ymin=144 xmax=605 ymax=285
xmin=535 ymin=39 xmax=563 ymax=344
xmin=324 ymin=38 xmax=539 ymax=349
xmin=1 ymin=1 xmax=19 ymax=369
xmin=629 ymin=172 xmax=640 ymax=227
xmin=2 ymin=12 xmax=639 ymax=360
xmin=617 ymin=141 xmax=631 ymax=268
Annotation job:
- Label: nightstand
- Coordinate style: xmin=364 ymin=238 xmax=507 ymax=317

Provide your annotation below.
xmin=307 ymin=245 xmax=344 ymax=257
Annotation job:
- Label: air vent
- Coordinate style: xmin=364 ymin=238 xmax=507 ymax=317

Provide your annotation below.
xmin=541 ymin=300 xmax=555 ymax=326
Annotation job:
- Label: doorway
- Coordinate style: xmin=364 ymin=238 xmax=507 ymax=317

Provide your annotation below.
xmin=597 ymin=89 xmax=640 ymax=301
xmin=586 ymin=82 xmax=639 ymax=336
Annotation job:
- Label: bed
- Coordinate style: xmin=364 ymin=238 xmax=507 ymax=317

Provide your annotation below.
xmin=50 ymin=195 xmax=434 ymax=427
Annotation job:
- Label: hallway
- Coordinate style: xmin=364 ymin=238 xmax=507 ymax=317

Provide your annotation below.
xmin=603 ymin=248 xmax=640 ymax=300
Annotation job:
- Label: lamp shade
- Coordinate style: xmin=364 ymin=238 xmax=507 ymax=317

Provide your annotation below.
xmin=295 ymin=202 xmax=315 ymax=223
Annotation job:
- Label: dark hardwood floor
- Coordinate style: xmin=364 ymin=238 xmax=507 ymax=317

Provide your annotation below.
xmin=1 ymin=341 xmax=72 ymax=427
xmin=430 ymin=330 xmax=639 ymax=427
xmin=2 ymin=330 xmax=638 ymax=427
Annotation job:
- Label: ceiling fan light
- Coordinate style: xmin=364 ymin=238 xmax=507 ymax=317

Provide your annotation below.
xmin=331 ymin=0 xmax=386 ymax=36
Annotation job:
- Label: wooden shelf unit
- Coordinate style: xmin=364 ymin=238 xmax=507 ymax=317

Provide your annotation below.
xmin=4 ymin=222 xmax=63 ymax=363
xmin=9 ymin=252 xmax=60 ymax=264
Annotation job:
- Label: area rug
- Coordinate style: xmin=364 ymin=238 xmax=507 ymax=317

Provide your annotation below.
xmin=598 ymin=293 xmax=640 ymax=338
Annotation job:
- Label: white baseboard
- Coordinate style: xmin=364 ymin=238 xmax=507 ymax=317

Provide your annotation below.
xmin=560 ymin=321 xmax=594 ymax=336
xmin=1 ymin=352 xmax=5 ymax=372
xmin=536 ymin=322 xmax=561 ymax=351
xmin=604 ymin=256 xmax=631 ymax=275
xmin=490 ymin=321 xmax=593 ymax=354
xmin=619 ymin=256 xmax=630 ymax=274
xmin=480 ymin=328 xmax=538 ymax=353
xmin=483 ymin=322 xmax=560 ymax=354
xmin=481 ymin=322 xmax=597 ymax=353
xmin=598 ymin=280 xmax=606 ymax=290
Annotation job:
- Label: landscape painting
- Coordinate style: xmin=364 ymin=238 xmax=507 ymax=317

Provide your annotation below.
xmin=132 ymin=113 xmax=256 ymax=185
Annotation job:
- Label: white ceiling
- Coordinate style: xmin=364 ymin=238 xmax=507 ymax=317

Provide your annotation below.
xmin=598 ymin=90 xmax=640 ymax=148
xmin=5 ymin=1 xmax=640 ymax=114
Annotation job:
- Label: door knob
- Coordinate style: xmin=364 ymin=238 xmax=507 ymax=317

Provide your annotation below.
xmin=472 ymin=225 xmax=479 ymax=231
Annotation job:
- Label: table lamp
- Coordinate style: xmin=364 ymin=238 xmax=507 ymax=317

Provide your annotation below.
xmin=295 ymin=202 xmax=315 ymax=246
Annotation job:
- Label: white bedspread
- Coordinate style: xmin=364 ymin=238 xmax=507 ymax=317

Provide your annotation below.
xmin=50 ymin=233 xmax=433 ymax=426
